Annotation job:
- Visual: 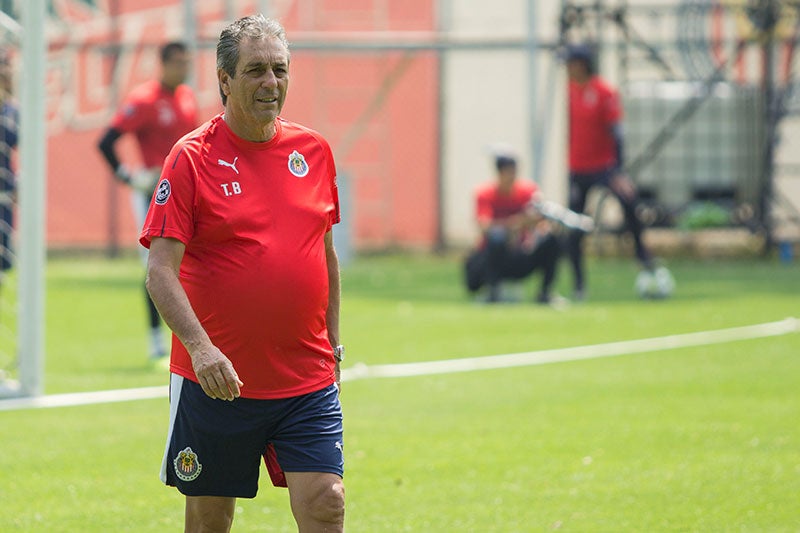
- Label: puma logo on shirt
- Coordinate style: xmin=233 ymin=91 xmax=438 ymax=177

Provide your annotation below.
xmin=218 ymin=156 xmax=239 ymax=174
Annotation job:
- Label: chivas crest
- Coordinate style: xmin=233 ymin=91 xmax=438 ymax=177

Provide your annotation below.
xmin=288 ymin=150 xmax=310 ymax=178
xmin=174 ymin=446 xmax=202 ymax=482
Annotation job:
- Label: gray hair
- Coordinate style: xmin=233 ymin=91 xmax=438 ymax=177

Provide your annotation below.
xmin=216 ymin=14 xmax=290 ymax=105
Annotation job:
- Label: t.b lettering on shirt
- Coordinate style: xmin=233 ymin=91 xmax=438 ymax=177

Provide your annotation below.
xmin=220 ymin=182 xmax=242 ymax=197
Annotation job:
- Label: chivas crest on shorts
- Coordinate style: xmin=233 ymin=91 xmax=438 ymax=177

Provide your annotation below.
xmin=288 ymin=150 xmax=309 ymax=177
xmin=174 ymin=446 xmax=203 ymax=481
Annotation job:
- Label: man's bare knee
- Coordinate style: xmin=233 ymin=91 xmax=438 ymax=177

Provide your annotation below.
xmin=312 ymin=479 xmax=345 ymax=524
xmin=185 ymin=496 xmax=236 ymax=533
xmin=289 ymin=475 xmax=345 ymax=530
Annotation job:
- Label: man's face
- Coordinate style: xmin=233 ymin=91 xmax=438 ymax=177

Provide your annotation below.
xmin=219 ymin=36 xmax=289 ymax=139
xmin=567 ymin=58 xmax=589 ymax=83
xmin=162 ymin=50 xmax=190 ymax=88
xmin=497 ymin=164 xmax=516 ymax=191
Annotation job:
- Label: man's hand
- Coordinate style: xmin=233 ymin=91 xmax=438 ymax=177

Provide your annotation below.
xmin=533 ymin=218 xmax=552 ymax=235
xmin=116 ymin=165 xmax=159 ymax=193
xmin=130 ymin=168 xmax=160 ymax=194
xmin=190 ymin=346 xmax=244 ymax=401
xmin=115 ymin=164 xmax=133 ymax=186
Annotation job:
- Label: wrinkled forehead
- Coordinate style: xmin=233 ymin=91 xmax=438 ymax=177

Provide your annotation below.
xmin=237 ymin=36 xmax=290 ymax=69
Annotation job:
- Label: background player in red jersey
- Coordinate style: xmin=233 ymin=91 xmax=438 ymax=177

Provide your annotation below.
xmin=566 ymin=44 xmax=672 ymax=300
xmin=97 ymin=41 xmax=198 ymax=361
xmin=465 ymin=151 xmax=560 ymax=304
xmin=141 ymin=15 xmax=345 ymax=532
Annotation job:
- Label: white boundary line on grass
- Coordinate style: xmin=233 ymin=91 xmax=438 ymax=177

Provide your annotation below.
xmin=0 ymin=317 xmax=797 ymax=412
xmin=344 ymin=316 xmax=800 ymax=380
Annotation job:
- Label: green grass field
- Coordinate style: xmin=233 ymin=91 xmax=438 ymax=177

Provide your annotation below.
xmin=1 ymin=253 xmax=798 ymax=532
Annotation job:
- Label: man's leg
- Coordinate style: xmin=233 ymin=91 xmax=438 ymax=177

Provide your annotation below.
xmin=184 ymin=496 xmax=236 ymax=533
xmin=140 ymin=239 xmax=167 ymax=360
xmin=567 ymin=176 xmax=591 ymax=297
xmin=165 ymin=377 xmax=262 ymax=532
xmin=484 ymin=226 xmax=510 ymax=302
xmin=145 ymin=281 xmax=167 ymax=359
xmin=286 ymin=472 xmax=345 ymax=533
xmin=608 ymin=174 xmax=654 ymax=269
xmin=505 ymin=235 xmax=560 ymax=303
xmin=463 ymin=248 xmax=488 ymax=294
xmin=531 ymin=234 xmax=560 ymax=302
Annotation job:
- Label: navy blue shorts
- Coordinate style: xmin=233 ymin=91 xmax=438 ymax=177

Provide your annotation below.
xmin=160 ymin=375 xmax=344 ymax=498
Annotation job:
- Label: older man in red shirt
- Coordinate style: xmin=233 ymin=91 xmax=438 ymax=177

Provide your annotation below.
xmin=141 ymin=15 xmax=345 ymax=532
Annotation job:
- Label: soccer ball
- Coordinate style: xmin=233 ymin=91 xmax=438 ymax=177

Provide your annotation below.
xmin=635 ymin=267 xmax=675 ymax=299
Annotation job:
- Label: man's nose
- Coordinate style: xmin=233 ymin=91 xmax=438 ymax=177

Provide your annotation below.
xmin=261 ymin=70 xmax=278 ymax=88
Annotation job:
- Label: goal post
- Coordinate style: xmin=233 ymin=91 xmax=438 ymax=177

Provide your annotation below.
xmin=0 ymin=0 xmax=47 ymax=399
xmin=17 ymin=0 xmax=47 ymax=397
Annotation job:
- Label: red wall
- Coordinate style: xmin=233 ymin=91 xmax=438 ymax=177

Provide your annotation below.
xmin=42 ymin=0 xmax=439 ymax=250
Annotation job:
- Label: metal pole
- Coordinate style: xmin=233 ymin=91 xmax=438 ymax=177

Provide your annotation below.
xmin=107 ymin=0 xmax=120 ymax=258
xmin=183 ymin=0 xmax=198 ymax=88
xmin=435 ymin=0 xmax=451 ymax=250
xmin=527 ymin=0 xmax=539 ymax=184
xmin=18 ymin=0 xmax=47 ymax=396
xmin=761 ymin=21 xmax=777 ymax=255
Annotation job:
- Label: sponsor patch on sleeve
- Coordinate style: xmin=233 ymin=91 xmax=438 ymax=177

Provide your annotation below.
xmin=155 ymin=179 xmax=171 ymax=205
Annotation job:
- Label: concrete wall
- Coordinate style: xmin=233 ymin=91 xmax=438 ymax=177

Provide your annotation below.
xmin=440 ymin=0 xmax=566 ymax=247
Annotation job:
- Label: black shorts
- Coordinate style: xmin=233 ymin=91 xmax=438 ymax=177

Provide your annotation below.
xmin=160 ymin=375 xmax=344 ymax=498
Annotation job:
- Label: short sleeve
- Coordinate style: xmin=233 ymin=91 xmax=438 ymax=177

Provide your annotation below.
xmin=111 ymin=93 xmax=151 ymax=134
xmin=139 ymin=143 xmax=198 ymax=248
xmin=476 ymin=187 xmax=494 ymax=225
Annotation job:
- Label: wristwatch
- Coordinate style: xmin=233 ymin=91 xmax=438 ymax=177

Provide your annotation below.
xmin=333 ymin=345 xmax=345 ymax=363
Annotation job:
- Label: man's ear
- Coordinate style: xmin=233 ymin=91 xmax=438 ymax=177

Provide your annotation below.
xmin=217 ymin=68 xmax=231 ymax=97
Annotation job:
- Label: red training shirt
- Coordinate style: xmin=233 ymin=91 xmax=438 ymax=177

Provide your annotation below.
xmin=140 ymin=114 xmax=340 ymax=399
xmin=568 ymin=76 xmax=622 ymax=173
xmin=111 ymin=79 xmax=198 ymax=168
xmin=475 ymin=179 xmax=539 ymax=246
xmin=476 ymin=179 xmax=538 ymax=225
